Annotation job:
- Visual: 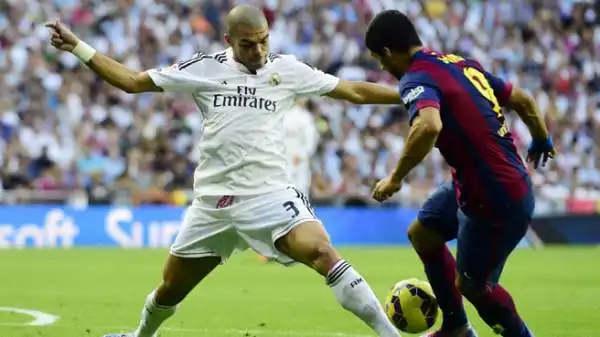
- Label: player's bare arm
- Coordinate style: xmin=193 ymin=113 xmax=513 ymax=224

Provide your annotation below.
xmin=506 ymin=86 xmax=550 ymax=140
xmin=46 ymin=20 xmax=161 ymax=93
xmin=372 ymin=107 xmax=441 ymax=202
xmin=325 ymin=80 xmax=401 ymax=105
xmin=506 ymin=86 xmax=556 ymax=167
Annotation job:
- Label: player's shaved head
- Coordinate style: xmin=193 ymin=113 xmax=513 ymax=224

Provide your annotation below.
xmin=226 ymin=5 xmax=268 ymax=36
xmin=225 ymin=5 xmax=270 ymax=72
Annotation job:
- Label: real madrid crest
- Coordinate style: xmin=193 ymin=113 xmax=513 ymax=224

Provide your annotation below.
xmin=269 ymin=73 xmax=281 ymax=86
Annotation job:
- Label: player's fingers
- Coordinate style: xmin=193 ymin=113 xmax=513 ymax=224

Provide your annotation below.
xmin=543 ymin=150 xmax=555 ymax=166
xmin=373 ymin=190 xmax=387 ymax=203
xmin=541 ymin=153 xmax=549 ymax=167
xmin=531 ymin=153 xmax=540 ymax=169
xmin=46 ymin=19 xmax=60 ymax=29
xmin=371 ymin=190 xmax=380 ymax=201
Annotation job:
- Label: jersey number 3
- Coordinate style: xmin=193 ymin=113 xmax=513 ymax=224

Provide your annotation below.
xmin=463 ymin=67 xmax=502 ymax=118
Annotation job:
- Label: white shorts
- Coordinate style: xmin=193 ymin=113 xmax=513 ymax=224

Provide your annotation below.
xmin=170 ymin=186 xmax=321 ymax=265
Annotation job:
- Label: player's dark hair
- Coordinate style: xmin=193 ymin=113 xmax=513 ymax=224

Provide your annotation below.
xmin=365 ymin=10 xmax=422 ymax=55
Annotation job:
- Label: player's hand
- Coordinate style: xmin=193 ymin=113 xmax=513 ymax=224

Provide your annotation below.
xmin=45 ymin=20 xmax=80 ymax=52
xmin=527 ymin=136 xmax=556 ymax=169
xmin=372 ymin=176 xmax=402 ymax=203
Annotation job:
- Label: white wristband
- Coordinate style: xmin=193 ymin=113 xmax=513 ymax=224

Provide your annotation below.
xmin=72 ymin=41 xmax=96 ymax=63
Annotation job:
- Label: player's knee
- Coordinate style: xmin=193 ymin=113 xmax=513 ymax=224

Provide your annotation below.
xmin=455 ymin=275 xmax=486 ymax=300
xmin=296 ymin=235 xmax=340 ymax=275
xmin=276 ymin=221 xmax=340 ymax=275
xmin=307 ymin=241 xmax=338 ymax=270
xmin=408 ymin=220 xmax=445 ymax=253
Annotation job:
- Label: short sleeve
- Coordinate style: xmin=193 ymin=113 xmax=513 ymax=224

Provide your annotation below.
xmin=484 ymin=71 xmax=513 ymax=106
xmin=288 ymin=56 xmax=340 ymax=98
xmin=146 ymin=53 xmax=215 ymax=93
xmin=400 ymin=81 xmax=441 ymax=124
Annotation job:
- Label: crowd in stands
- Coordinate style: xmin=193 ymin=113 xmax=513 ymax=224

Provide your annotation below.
xmin=0 ymin=0 xmax=599 ymax=214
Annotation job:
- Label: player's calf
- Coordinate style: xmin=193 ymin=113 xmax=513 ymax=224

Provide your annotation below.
xmin=456 ymin=275 xmax=532 ymax=337
xmin=408 ymin=221 xmax=469 ymax=334
xmin=276 ymin=221 xmax=401 ymax=337
xmin=455 ymin=213 xmax=533 ymax=337
xmin=120 ymin=255 xmax=220 ymax=337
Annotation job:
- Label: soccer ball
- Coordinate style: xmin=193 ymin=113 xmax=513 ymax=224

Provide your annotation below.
xmin=384 ymin=278 xmax=439 ymax=333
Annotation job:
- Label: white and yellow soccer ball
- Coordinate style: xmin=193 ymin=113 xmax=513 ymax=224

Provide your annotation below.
xmin=384 ymin=278 xmax=439 ymax=334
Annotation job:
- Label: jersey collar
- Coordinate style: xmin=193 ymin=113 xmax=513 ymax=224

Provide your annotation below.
xmin=225 ymin=47 xmax=270 ymax=75
xmin=411 ymin=47 xmax=432 ymax=61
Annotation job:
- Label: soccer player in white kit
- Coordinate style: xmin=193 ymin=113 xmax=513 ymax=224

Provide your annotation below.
xmin=47 ymin=5 xmax=403 ymax=337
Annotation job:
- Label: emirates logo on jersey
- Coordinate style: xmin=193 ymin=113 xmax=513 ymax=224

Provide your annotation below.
xmin=213 ymin=85 xmax=277 ymax=112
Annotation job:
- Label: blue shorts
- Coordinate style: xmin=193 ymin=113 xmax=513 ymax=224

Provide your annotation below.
xmin=417 ymin=181 xmax=534 ymax=286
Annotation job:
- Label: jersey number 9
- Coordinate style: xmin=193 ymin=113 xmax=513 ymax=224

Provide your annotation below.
xmin=463 ymin=67 xmax=502 ymax=118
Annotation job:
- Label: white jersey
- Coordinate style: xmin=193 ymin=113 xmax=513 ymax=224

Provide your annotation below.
xmin=147 ymin=48 xmax=339 ymax=196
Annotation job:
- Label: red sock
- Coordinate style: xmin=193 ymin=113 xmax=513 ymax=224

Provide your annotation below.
xmin=416 ymin=245 xmax=467 ymax=331
xmin=469 ymin=284 xmax=531 ymax=337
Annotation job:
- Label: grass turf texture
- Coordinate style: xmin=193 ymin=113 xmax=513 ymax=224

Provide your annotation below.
xmin=0 ymin=247 xmax=597 ymax=337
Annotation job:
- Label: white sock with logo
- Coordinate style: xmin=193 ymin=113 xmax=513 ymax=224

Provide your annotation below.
xmin=133 ymin=290 xmax=176 ymax=337
xmin=327 ymin=260 xmax=401 ymax=337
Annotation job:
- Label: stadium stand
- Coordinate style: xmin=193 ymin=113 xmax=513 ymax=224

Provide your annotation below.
xmin=0 ymin=0 xmax=598 ymax=214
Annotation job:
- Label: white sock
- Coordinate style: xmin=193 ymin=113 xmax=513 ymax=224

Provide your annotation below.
xmin=327 ymin=260 xmax=401 ymax=337
xmin=134 ymin=290 xmax=176 ymax=337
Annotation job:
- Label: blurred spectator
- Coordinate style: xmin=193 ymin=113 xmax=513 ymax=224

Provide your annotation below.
xmin=0 ymin=0 xmax=598 ymax=214
xmin=283 ymin=100 xmax=320 ymax=196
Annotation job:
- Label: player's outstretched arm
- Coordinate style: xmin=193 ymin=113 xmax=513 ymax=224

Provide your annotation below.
xmin=325 ymin=80 xmax=401 ymax=105
xmin=290 ymin=58 xmax=400 ymax=104
xmin=506 ymin=86 xmax=550 ymax=140
xmin=46 ymin=20 xmax=160 ymax=93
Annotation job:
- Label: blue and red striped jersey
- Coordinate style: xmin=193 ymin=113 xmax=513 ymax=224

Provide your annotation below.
xmin=399 ymin=49 xmax=530 ymax=219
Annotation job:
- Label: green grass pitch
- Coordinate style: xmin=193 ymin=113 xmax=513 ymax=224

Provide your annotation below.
xmin=0 ymin=247 xmax=598 ymax=337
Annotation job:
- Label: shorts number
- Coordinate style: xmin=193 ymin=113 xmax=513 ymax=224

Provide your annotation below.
xmin=463 ymin=67 xmax=502 ymax=118
xmin=283 ymin=201 xmax=299 ymax=218
xmin=283 ymin=187 xmax=316 ymax=219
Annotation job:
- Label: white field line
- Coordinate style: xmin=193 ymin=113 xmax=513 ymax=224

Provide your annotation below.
xmin=12 ymin=323 xmax=375 ymax=337
xmin=0 ymin=307 xmax=59 ymax=326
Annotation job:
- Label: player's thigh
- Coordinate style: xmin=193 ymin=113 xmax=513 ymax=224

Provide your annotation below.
xmin=170 ymin=199 xmax=238 ymax=263
xmin=455 ymin=212 xmax=529 ymax=292
xmin=236 ymin=186 xmax=337 ymax=271
xmin=413 ymin=181 xmax=460 ymax=245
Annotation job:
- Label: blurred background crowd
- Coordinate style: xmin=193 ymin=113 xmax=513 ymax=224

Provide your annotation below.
xmin=0 ymin=0 xmax=599 ymax=214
